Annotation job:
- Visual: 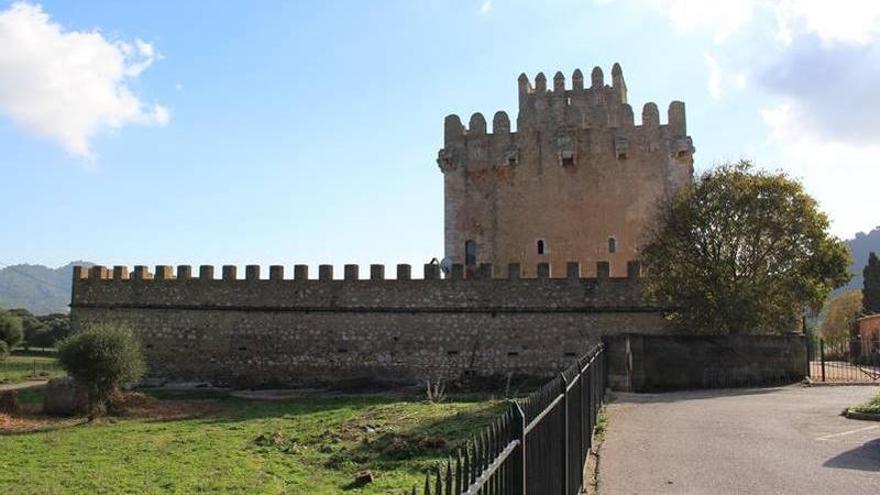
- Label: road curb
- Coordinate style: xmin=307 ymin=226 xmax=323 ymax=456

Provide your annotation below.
xmin=845 ymin=410 xmax=880 ymax=421
xmin=802 ymin=379 xmax=880 ymax=387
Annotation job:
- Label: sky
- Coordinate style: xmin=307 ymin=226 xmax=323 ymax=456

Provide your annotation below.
xmin=0 ymin=0 xmax=878 ymax=272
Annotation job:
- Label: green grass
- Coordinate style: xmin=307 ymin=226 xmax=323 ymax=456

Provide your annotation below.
xmin=849 ymin=389 xmax=880 ymax=415
xmin=0 ymin=393 xmax=504 ymax=494
xmin=0 ymin=353 xmax=64 ymax=384
xmin=594 ymin=406 xmax=609 ymax=441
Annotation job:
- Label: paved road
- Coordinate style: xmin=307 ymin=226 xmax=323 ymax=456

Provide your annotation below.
xmin=599 ymin=386 xmax=880 ymax=494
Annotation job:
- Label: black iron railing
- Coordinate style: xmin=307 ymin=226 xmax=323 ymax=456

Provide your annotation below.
xmin=809 ymin=338 xmax=880 ymax=383
xmin=409 ymin=343 xmax=607 ymax=495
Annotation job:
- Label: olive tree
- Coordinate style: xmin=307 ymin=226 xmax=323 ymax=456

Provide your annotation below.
xmin=57 ymin=323 xmax=146 ymax=416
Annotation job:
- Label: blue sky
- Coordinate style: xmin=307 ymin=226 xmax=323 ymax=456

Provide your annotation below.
xmin=1 ymin=0 xmax=878 ymax=271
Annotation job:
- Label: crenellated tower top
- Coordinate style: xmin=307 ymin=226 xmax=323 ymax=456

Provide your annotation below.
xmin=437 ymin=63 xmax=695 ymax=278
xmin=442 ymin=64 xmax=690 ymax=147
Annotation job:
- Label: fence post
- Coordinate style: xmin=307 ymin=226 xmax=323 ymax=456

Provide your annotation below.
xmin=579 ymin=359 xmax=586 ymax=465
xmin=820 ymin=339 xmax=826 ymax=382
xmin=805 ymin=337 xmax=811 ymax=379
xmin=559 ymin=373 xmax=569 ymax=495
xmin=513 ymin=401 xmax=527 ymax=495
xmin=603 ymin=346 xmax=608 ymax=400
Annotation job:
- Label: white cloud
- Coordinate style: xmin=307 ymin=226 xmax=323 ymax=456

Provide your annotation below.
xmin=774 ymin=0 xmax=880 ymax=46
xmin=610 ymin=0 xmax=880 ymax=235
xmin=758 ymin=36 xmax=880 ymax=146
xmin=761 ymin=102 xmax=880 ymax=238
xmin=662 ymin=0 xmax=754 ymax=43
xmin=703 ymin=52 xmax=723 ymax=99
xmin=479 ymin=1 xmax=492 ymax=15
xmin=656 ymin=0 xmax=880 ymax=47
xmin=0 ymin=2 xmax=168 ymax=158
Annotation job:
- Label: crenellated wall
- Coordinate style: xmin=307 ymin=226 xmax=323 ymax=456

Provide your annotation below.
xmin=438 ymin=63 xmax=695 ymax=278
xmin=70 ymin=262 xmax=671 ymax=388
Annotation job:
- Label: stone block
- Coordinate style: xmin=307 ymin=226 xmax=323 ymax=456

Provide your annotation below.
xmin=43 ymin=377 xmax=88 ymax=416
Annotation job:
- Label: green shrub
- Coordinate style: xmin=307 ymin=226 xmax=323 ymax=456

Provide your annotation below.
xmin=0 ymin=310 xmax=23 ymax=350
xmin=0 ymin=340 xmax=9 ymax=362
xmin=57 ymin=323 xmax=146 ymax=416
xmin=850 ymin=390 xmax=880 ymax=415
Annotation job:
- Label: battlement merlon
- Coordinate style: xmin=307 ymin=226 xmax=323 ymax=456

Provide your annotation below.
xmin=442 ymin=100 xmax=686 ymax=141
xmin=70 ymin=262 xmax=655 ymax=312
xmin=72 ymin=261 xmax=643 ymax=283
xmin=437 ymin=64 xmax=693 ymax=173
xmin=443 ymin=63 xmax=687 ymax=143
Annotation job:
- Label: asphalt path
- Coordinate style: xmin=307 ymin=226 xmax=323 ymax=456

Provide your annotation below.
xmin=599 ymin=385 xmax=880 ymax=494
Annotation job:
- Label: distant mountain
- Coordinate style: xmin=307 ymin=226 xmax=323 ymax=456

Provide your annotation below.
xmin=0 ymin=262 xmax=93 ymax=315
xmin=842 ymin=226 xmax=880 ymax=293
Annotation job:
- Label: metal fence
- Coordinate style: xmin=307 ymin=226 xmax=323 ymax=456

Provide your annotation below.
xmin=409 ymin=343 xmax=607 ymax=495
xmin=0 ymin=354 xmax=64 ymax=383
xmin=808 ymin=338 xmax=880 ymax=383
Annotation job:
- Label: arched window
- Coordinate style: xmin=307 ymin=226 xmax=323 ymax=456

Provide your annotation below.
xmin=465 ymin=240 xmax=477 ymax=265
xmin=537 ymin=239 xmax=546 ymax=255
xmin=608 ymin=237 xmax=617 ymax=254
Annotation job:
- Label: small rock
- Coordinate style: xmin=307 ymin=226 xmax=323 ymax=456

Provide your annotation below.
xmin=354 ymin=470 xmax=374 ymax=485
xmin=43 ymin=377 xmax=88 ymax=416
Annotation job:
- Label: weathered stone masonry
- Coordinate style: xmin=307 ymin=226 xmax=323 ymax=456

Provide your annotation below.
xmin=439 ymin=64 xmax=695 ymax=278
xmin=70 ymin=263 xmax=669 ymax=387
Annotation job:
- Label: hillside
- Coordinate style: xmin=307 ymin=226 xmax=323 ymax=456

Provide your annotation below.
xmin=842 ymin=226 xmax=880 ymax=293
xmin=0 ymin=262 xmax=92 ymax=315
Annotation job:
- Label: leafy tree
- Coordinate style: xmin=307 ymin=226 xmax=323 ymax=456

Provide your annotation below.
xmin=57 ymin=323 xmax=146 ymax=416
xmin=0 ymin=340 xmax=8 ymax=362
xmin=864 ymin=252 xmax=880 ymax=314
xmin=38 ymin=313 xmax=71 ymax=346
xmin=820 ymin=291 xmax=862 ymax=347
xmin=10 ymin=308 xmax=47 ymax=350
xmin=0 ymin=310 xmax=23 ymax=350
xmin=641 ymin=161 xmax=852 ymax=334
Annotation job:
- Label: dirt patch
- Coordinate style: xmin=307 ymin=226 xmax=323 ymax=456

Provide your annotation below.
xmin=0 ymin=411 xmax=85 ymax=434
xmin=327 ymin=407 xmax=452 ymax=462
xmin=108 ymin=392 xmax=223 ymax=421
xmin=0 ymin=392 xmax=222 ymax=434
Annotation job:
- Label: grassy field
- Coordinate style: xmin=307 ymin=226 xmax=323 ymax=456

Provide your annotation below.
xmin=0 ymin=390 xmax=504 ymax=494
xmin=0 ymin=353 xmax=64 ymax=384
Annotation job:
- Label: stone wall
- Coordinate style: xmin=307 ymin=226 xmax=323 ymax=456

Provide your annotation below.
xmin=606 ymin=333 xmax=807 ymax=392
xmin=70 ymin=263 xmax=670 ymax=388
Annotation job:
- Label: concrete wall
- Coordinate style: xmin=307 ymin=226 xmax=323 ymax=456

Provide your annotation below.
xmin=438 ymin=64 xmax=695 ymax=278
xmin=606 ymin=333 xmax=807 ymax=392
xmin=70 ymin=264 xmax=670 ymax=388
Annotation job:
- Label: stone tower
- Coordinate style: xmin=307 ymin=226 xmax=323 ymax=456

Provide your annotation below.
xmin=437 ymin=64 xmax=695 ymax=277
